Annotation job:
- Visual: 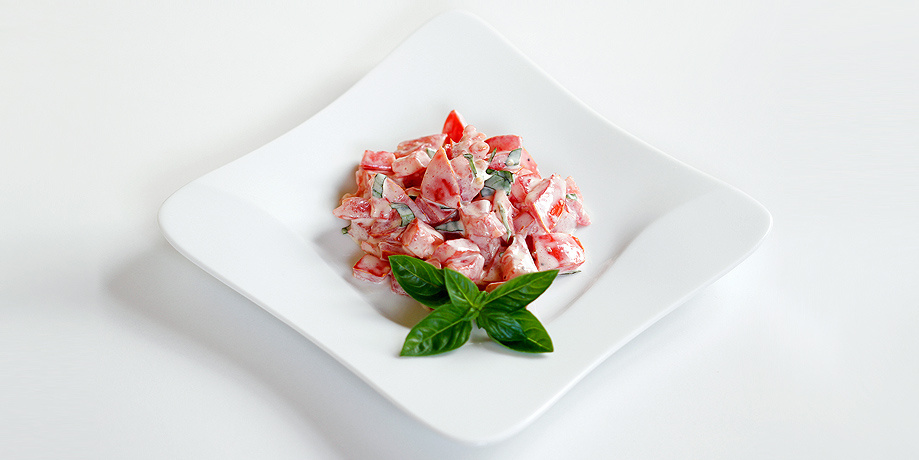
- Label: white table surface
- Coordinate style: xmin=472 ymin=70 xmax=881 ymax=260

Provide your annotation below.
xmin=3 ymin=1 xmax=917 ymax=458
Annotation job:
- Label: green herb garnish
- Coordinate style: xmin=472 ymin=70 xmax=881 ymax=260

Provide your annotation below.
xmin=505 ymin=148 xmax=522 ymax=167
xmin=371 ymin=173 xmax=386 ymax=198
xmin=389 ymin=255 xmax=557 ymax=356
xmin=483 ymin=168 xmax=513 ymax=192
xmin=389 ymin=202 xmax=415 ymax=226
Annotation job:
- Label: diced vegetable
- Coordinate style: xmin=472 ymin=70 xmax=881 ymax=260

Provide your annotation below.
xmin=361 ymin=150 xmax=395 ymax=171
xmin=396 ymin=134 xmax=447 ymax=157
xmin=500 ymin=235 xmax=538 ymax=280
xmin=333 ymin=196 xmax=371 ymax=220
xmin=484 ymin=134 xmax=522 ymax=152
xmin=392 ymin=150 xmax=431 ymax=178
xmin=459 ymin=200 xmax=505 ymax=239
xmin=524 ymin=174 xmax=567 ymax=233
xmin=450 ymin=125 xmax=490 ymax=160
xmin=531 ymin=233 xmax=586 ymax=273
xmin=400 ymin=220 xmax=444 ymax=259
xmin=442 ymin=110 xmax=466 ymax=143
xmin=450 ymin=154 xmax=487 ymax=202
xmin=353 ymin=254 xmax=391 ymax=283
xmin=432 ymin=239 xmax=486 ymax=283
xmin=335 ymin=111 xmax=590 ymax=287
xmin=420 ymin=148 xmax=462 ymax=209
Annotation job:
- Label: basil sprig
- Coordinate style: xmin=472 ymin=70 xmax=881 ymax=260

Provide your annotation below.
xmin=389 ymin=255 xmax=557 ymax=356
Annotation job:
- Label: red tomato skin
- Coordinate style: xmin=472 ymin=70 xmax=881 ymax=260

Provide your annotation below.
xmin=442 ymin=110 xmax=466 ymax=143
xmin=484 ymin=135 xmax=522 ymax=152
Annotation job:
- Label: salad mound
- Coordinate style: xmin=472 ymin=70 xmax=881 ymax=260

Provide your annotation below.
xmin=334 ymin=110 xmax=590 ymax=294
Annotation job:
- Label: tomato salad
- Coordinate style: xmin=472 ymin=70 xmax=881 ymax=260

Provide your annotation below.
xmin=333 ymin=110 xmax=590 ymax=295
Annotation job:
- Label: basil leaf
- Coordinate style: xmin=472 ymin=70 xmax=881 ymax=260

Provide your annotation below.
xmin=488 ymin=147 xmax=498 ymax=162
xmin=389 ymin=202 xmax=415 ymax=226
xmin=434 ymin=220 xmax=464 ymax=233
xmin=505 ymin=148 xmax=522 ymax=167
xmin=482 ymin=270 xmax=559 ymax=312
xmin=400 ymin=303 xmax=474 ymax=356
xmin=481 ymin=309 xmax=553 ymax=353
xmin=388 ymin=255 xmax=449 ymax=308
xmin=463 ymin=153 xmax=477 ymax=175
xmin=475 ymin=309 xmax=525 ymax=342
xmin=371 ymin=173 xmax=386 ymax=198
xmin=443 ymin=268 xmax=481 ymax=312
xmin=483 ymin=169 xmax=513 ymax=192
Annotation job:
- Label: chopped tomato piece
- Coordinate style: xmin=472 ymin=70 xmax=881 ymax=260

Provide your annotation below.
xmin=414 ymin=195 xmax=457 ymax=225
xmin=400 ymin=219 xmax=445 ymax=259
xmin=432 ymin=239 xmax=486 ymax=283
xmin=392 ymin=150 xmax=431 ymax=178
xmin=552 ymin=206 xmax=577 ymax=233
xmin=424 ymin=258 xmax=442 ymax=270
xmin=369 ymin=196 xmax=394 ymax=219
xmin=451 ymin=125 xmax=490 ymax=160
xmin=450 ymin=154 xmax=487 ymax=202
xmin=360 ymin=150 xmax=395 ymax=171
xmin=500 ymin=235 xmax=538 ymax=280
xmin=420 ymin=148 xmax=461 ymax=209
xmin=524 ymin=175 xmax=567 ymax=233
xmin=509 ymin=170 xmax=542 ymax=205
xmin=395 ymin=134 xmax=447 ymax=157
xmin=352 ymin=254 xmax=390 ymax=283
xmin=431 ymin=239 xmax=481 ymax=267
xmin=532 ymin=233 xmax=585 ymax=273
xmin=459 ymin=200 xmax=505 ymax=239
xmin=447 ymin=255 xmax=486 ymax=284
xmin=390 ymin=274 xmax=409 ymax=296
xmin=479 ymin=258 xmax=503 ymax=284
xmin=469 ymin=234 xmax=503 ymax=268
xmin=379 ymin=175 xmax=424 ymax=223
xmin=353 ymin=168 xmax=377 ymax=198
xmin=442 ymin=110 xmax=466 ymax=143
xmin=380 ymin=241 xmax=412 ymax=259
xmin=344 ymin=218 xmax=372 ymax=244
xmin=333 ymin=196 xmax=371 ymax=220
xmin=487 ymin=147 xmax=538 ymax=174
xmin=511 ymin=210 xmax=543 ymax=237
xmin=484 ymin=134 xmax=522 ymax=152
xmin=565 ymin=176 xmax=591 ymax=226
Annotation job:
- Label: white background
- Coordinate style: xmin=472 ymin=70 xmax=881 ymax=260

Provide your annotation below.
xmin=2 ymin=1 xmax=917 ymax=458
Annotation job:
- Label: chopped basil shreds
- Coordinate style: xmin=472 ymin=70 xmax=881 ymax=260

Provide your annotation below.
xmin=435 ymin=220 xmax=464 ymax=233
xmin=505 ymin=148 xmax=522 ymax=167
xmin=371 ymin=173 xmax=387 ymax=198
xmin=483 ymin=169 xmax=513 ymax=192
xmin=389 ymin=202 xmax=415 ymax=226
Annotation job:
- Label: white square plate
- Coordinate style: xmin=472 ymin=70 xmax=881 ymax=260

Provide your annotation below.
xmin=158 ymin=10 xmax=771 ymax=444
